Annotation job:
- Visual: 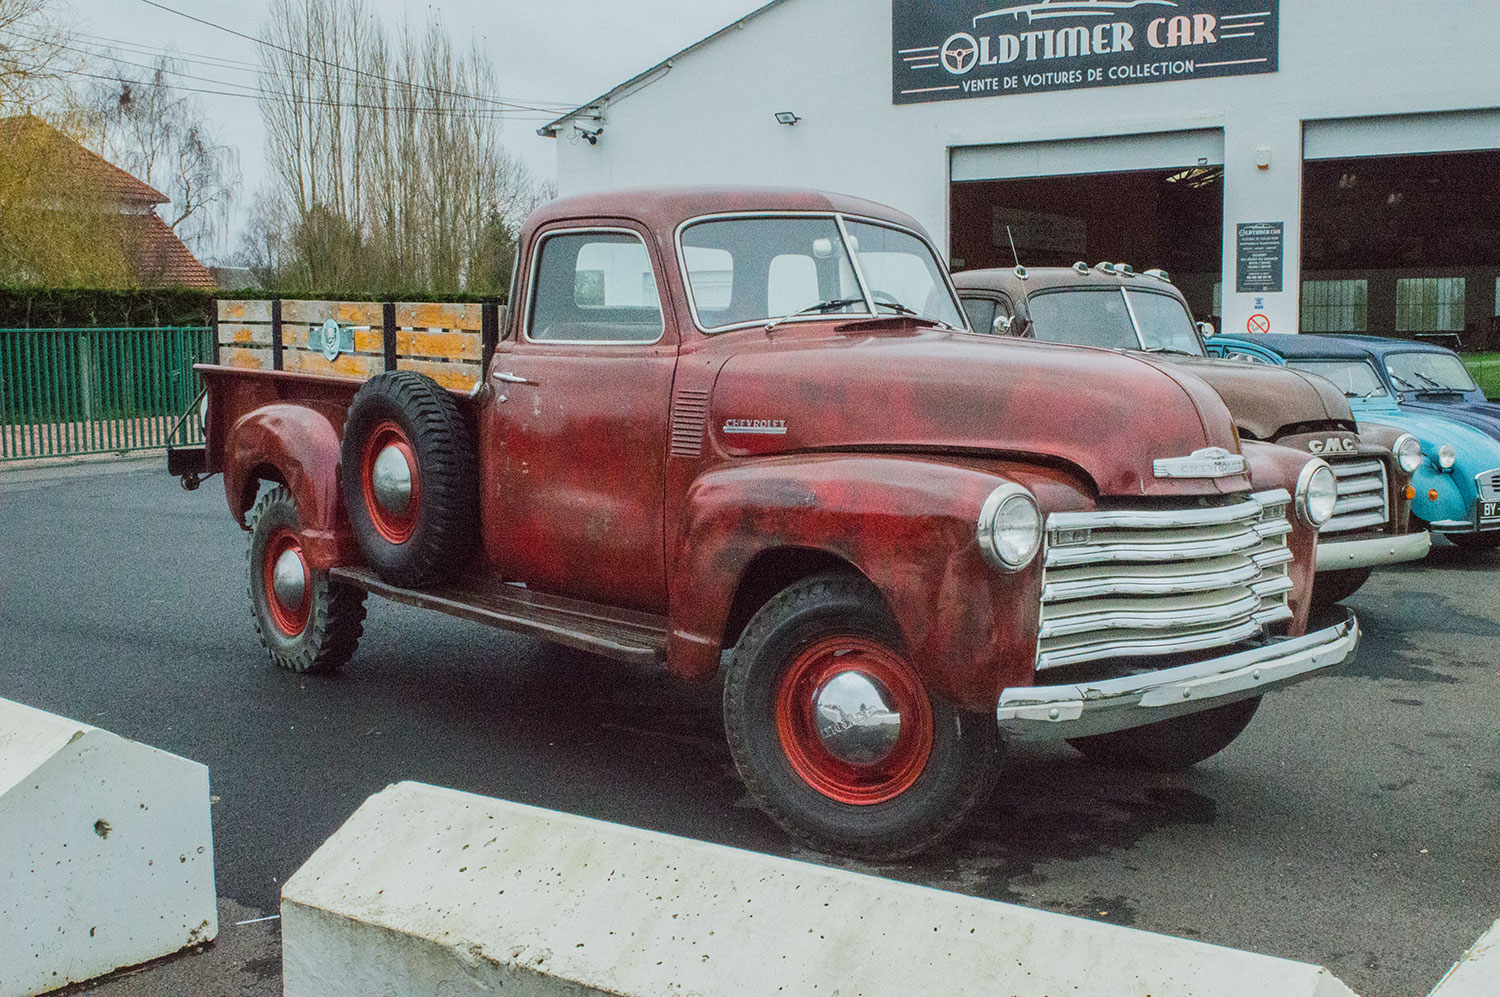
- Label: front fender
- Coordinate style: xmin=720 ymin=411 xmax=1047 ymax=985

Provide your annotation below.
xmin=224 ymin=403 xmax=359 ymax=570
xmin=668 ymin=454 xmax=1091 ymax=712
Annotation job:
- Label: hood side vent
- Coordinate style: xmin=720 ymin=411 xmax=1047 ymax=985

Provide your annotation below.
xmin=670 ymin=388 xmax=710 ymax=458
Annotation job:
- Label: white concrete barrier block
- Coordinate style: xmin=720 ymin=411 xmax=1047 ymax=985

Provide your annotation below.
xmin=1428 ymin=918 xmax=1500 ymax=996
xmin=283 ymin=781 xmax=1356 ymax=997
xmin=0 ymin=699 xmax=217 ymax=997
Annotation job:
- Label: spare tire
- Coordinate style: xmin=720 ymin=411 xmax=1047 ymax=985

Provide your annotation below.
xmin=340 ymin=371 xmax=477 ymax=587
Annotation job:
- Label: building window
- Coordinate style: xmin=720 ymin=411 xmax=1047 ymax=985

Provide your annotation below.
xmin=1396 ymin=277 xmax=1465 ymax=333
xmin=1301 ymin=280 xmax=1367 ymax=333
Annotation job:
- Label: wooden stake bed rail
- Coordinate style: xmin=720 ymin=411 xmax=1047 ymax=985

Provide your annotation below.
xmin=217 ymin=299 xmax=492 ymax=391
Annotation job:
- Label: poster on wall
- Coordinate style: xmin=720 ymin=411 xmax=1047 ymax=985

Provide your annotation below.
xmin=892 ymin=0 xmax=1279 ymax=105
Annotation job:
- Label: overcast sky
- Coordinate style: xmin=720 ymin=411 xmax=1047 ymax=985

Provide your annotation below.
xmin=61 ymin=0 xmax=764 ymax=257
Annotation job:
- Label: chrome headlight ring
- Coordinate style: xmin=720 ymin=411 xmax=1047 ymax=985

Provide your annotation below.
xmin=1296 ymin=459 xmax=1338 ymax=528
xmin=978 ymin=483 xmax=1043 ymax=571
xmin=1391 ymin=434 xmax=1422 ymax=475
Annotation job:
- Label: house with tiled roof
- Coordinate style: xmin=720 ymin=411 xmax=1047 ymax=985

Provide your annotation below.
xmin=0 ymin=115 xmax=215 ymax=288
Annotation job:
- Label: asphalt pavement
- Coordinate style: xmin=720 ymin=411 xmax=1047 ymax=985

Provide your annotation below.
xmin=2 ymin=461 xmax=1497 ymax=997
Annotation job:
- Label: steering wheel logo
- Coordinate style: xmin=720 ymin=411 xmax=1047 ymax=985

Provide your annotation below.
xmin=941 ymin=33 xmax=980 ymax=75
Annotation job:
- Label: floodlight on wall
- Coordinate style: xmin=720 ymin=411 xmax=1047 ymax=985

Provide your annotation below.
xmin=775 ymin=111 xmax=802 ymax=126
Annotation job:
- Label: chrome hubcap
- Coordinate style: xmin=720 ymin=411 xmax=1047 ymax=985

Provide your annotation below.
xmin=372 ymin=444 xmax=413 ymax=515
xmin=812 ymin=671 xmax=902 ymax=765
xmin=272 ymin=549 xmax=307 ymax=609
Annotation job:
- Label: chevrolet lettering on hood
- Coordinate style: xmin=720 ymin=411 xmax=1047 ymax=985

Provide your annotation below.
xmin=1153 ymin=447 xmax=1247 ymax=479
xmin=723 ymin=419 xmax=787 ymax=435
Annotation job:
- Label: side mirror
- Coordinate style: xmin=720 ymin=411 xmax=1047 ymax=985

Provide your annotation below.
xmin=1197 ymin=321 xmax=1215 ymax=337
xmin=993 ymin=315 xmax=1014 ymax=336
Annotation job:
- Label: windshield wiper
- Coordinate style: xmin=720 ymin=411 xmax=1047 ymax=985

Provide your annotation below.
xmin=1142 ymin=345 xmax=1199 ymax=357
xmin=1407 ymin=370 xmax=1460 ymax=392
xmin=764 ymin=296 xmax=867 ymax=332
xmin=1388 ymin=372 xmax=1420 ymax=392
xmin=870 ymin=299 xmax=961 ymax=332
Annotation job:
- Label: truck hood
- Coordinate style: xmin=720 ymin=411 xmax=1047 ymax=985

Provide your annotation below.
xmin=709 ymin=325 xmax=1250 ymax=498
xmin=1135 ymin=355 xmax=1355 ymax=440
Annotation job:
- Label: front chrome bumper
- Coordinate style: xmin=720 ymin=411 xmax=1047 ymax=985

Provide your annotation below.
xmin=1316 ymin=530 xmax=1431 ymax=571
xmin=996 ymin=610 xmax=1359 ymax=737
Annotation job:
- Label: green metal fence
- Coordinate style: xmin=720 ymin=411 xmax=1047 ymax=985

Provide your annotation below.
xmin=0 ymin=326 xmax=214 ymax=462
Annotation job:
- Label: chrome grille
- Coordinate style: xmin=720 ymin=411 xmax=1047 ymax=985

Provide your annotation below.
xmin=1479 ymin=469 xmax=1500 ymax=504
xmin=1322 ymin=457 xmax=1389 ymax=535
xmin=1037 ymin=491 xmax=1294 ymax=671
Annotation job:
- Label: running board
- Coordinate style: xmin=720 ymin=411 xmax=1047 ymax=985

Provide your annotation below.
xmin=329 ymin=567 xmax=670 ymax=667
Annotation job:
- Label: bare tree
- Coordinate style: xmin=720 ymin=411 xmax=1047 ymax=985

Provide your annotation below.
xmin=0 ymin=0 xmax=67 ymax=114
xmin=256 ymin=0 xmax=551 ymax=295
xmin=86 ymin=55 xmax=242 ymax=259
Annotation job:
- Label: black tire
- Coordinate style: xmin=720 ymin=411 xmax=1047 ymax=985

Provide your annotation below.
xmin=723 ymin=572 xmax=1001 ymax=860
xmin=248 ymin=486 xmax=367 ymax=673
xmin=1449 ymin=532 xmax=1500 ymax=553
xmin=340 ymin=371 xmax=477 ymax=588
xmin=1067 ymin=696 xmax=1262 ymax=772
xmin=1311 ymin=566 xmax=1372 ymax=607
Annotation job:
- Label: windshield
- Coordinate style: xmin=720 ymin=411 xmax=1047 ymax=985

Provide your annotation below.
xmin=1026 ymin=289 xmax=1137 ymax=349
xmin=678 ymin=215 xmax=964 ymax=332
xmin=1126 ymin=289 xmax=1204 ymax=355
xmin=842 ymin=220 xmax=967 ymax=330
xmin=1385 ymin=351 xmax=1478 ymax=393
xmin=1285 ymin=359 xmax=1389 ymax=398
xmin=1024 ymin=287 xmax=1204 ymax=355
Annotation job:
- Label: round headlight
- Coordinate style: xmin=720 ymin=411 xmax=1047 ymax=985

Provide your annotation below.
xmin=1438 ymin=444 xmax=1457 ymax=470
xmin=978 ymin=484 xmax=1042 ymax=570
xmin=1296 ymin=460 xmax=1339 ymax=528
xmin=1392 ymin=434 xmax=1422 ymax=475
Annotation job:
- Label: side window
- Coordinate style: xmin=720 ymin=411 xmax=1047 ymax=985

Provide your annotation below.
xmin=962 ymin=297 xmax=996 ymax=335
xmin=529 ymin=231 xmax=663 ymax=343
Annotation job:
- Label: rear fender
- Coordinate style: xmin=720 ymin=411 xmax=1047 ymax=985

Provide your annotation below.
xmin=223 ymin=403 xmax=359 ymax=571
xmin=668 ymin=454 xmax=1092 ymax=712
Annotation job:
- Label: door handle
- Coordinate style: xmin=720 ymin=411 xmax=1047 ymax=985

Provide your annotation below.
xmin=492 ymin=371 xmax=537 ymax=385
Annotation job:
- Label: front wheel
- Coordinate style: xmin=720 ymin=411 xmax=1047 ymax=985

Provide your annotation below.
xmin=1067 ymin=696 xmax=1262 ymax=772
xmin=723 ymin=572 xmax=1000 ymax=860
xmin=248 ymin=485 xmax=367 ymax=673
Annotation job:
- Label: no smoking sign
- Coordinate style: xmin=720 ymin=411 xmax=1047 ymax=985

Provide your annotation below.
xmin=1247 ymin=314 xmax=1271 ymax=334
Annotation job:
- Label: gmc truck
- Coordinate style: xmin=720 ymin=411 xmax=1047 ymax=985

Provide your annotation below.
xmin=953 ymin=264 xmax=1430 ymax=604
xmin=182 ymin=188 xmax=1359 ymax=858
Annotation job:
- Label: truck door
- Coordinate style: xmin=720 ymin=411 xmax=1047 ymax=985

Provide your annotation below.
xmin=479 ymin=224 xmax=677 ymax=612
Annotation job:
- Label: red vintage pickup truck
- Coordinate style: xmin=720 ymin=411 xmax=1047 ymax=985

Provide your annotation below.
xmin=188 ymin=188 xmax=1359 ymax=858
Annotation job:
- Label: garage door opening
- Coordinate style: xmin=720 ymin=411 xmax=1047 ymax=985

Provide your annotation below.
xmin=949 ymin=167 xmax=1224 ymax=327
xmin=1301 ymin=149 xmax=1500 ymax=347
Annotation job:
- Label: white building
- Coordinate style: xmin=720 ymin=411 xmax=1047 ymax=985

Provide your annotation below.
xmin=542 ymin=0 xmax=1500 ymax=346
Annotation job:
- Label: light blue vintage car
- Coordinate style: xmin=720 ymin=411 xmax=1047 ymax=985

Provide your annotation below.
xmin=1208 ymin=333 xmax=1500 ymax=554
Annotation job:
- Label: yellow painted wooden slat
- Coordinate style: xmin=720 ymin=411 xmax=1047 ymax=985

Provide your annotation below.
xmin=397 ymin=357 xmax=481 ymax=390
xmin=394 ymin=329 xmax=481 ymax=361
xmin=219 ymin=346 xmax=272 ymax=370
xmin=217 ymin=323 xmax=273 ymax=346
xmin=396 ymin=302 xmax=481 ymax=331
xmin=282 ymin=350 xmax=385 ymax=380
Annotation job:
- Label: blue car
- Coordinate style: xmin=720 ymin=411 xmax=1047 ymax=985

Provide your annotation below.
xmin=1207 ymin=333 xmax=1500 ymax=553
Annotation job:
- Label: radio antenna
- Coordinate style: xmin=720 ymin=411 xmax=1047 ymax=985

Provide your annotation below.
xmin=1007 ymin=225 xmax=1027 ymax=279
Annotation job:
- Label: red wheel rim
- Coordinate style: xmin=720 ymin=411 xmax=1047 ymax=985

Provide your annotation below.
xmin=263 ymin=528 xmax=310 ymax=636
xmin=360 ymin=420 xmax=421 ymax=544
xmin=774 ymin=636 xmax=934 ymax=805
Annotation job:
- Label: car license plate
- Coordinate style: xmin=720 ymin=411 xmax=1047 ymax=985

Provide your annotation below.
xmin=1481 ymin=501 xmax=1500 ymax=521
